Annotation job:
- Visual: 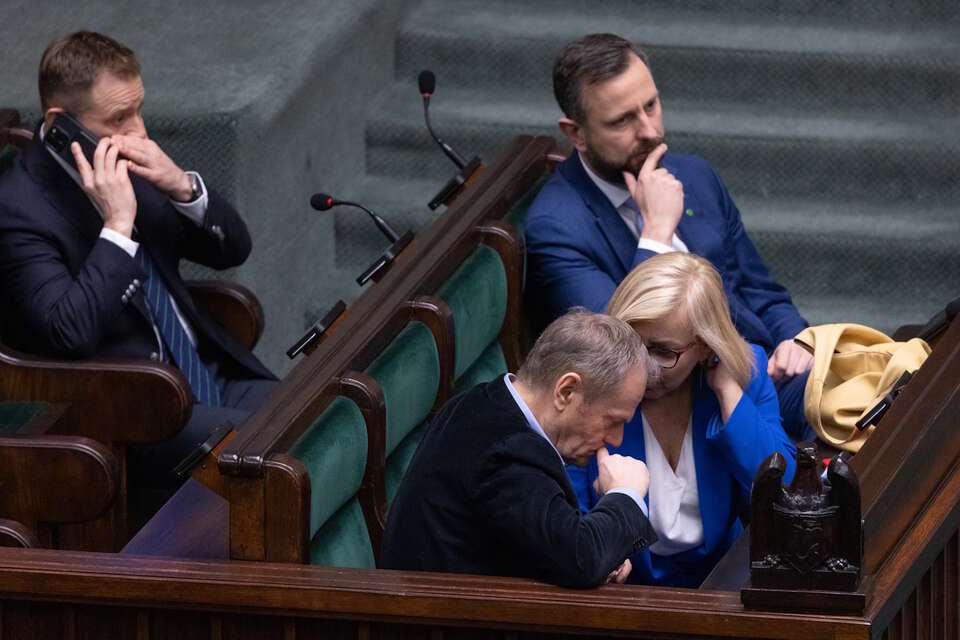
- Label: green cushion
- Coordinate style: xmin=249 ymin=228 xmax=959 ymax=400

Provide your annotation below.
xmin=437 ymin=245 xmax=508 ymax=380
xmin=308 ymin=498 xmax=375 ymax=568
xmin=454 ymin=341 xmax=508 ymax=394
xmin=385 ymin=421 xmax=428 ymax=505
xmin=503 ymin=173 xmax=549 ymax=240
xmin=505 ymin=173 xmax=548 ymax=294
xmin=365 ymin=321 xmax=440 ymax=457
xmin=0 ymin=401 xmax=49 ymax=434
xmin=288 ymin=396 xmax=367 ymax=539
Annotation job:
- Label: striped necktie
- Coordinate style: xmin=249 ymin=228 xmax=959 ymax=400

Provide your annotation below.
xmin=136 ymin=247 xmax=221 ymax=406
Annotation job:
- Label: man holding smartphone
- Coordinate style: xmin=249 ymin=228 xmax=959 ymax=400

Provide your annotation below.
xmin=0 ymin=31 xmax=276 ymax=485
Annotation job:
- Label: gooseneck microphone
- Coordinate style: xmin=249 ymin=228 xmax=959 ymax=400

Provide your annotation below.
xmin=418 ymin=69 xmax=467 ymax=170
xmin=310 ymin=192 xmax=399 ymax=243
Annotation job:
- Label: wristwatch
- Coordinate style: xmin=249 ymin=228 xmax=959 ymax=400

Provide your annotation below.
xmin=177 ymin=172 xmax=202 ymax=202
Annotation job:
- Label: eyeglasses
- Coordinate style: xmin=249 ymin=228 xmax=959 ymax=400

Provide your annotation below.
xmin=645 ymin=341 xmax=699 ymax=369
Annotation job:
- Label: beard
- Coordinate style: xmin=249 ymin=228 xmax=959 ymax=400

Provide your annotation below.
xmin=583 ymin=135 xmax=666 ymax=185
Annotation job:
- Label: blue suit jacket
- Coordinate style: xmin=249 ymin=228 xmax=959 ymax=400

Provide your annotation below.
xmin=525 ymin=151 xmax=807 ymax=352
xmin=568 ymin=345 xmax=796 ymax=587
xmin=0 ymin=135 xmax=273 ymax=381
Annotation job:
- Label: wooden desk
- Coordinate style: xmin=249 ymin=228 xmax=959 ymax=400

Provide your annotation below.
xmin=122 ymin=480 xmax=228 ymax=560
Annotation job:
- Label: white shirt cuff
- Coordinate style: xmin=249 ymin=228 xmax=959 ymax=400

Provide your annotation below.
xmin=637 ymin=237 xmax=677 ymax=254
xmin=170 ymin=171 xmax=208 ymax=226
xmin=607 ymin=487 xmax=649 ymax=517
xmin=99 ymin=227 xmax=139 ymax=258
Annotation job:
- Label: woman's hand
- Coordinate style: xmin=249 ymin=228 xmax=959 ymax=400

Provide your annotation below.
xmin=705 ymin=355 xmax=743 ymax=423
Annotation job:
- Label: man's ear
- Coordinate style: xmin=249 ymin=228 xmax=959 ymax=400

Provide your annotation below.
xmin=558 ymin=117 xmax=587 ymax=153
xmin=553 ymin=371 xmax=583 ymax=412
xmin=42 ymin=107 xmax=64 ymax=132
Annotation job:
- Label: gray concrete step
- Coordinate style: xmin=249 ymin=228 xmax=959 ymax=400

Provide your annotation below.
xmin=396 ymin=0 xmax=960 ymax=113
xmin=364 ymin=83 xmax=960 ymax=203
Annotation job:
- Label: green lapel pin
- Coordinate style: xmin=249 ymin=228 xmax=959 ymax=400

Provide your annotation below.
xmin=685 ymin=208 xmax=694 ymax=217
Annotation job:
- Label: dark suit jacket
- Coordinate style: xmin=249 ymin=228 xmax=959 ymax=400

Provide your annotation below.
xmin=524 ymin=151 xmax=807 ymax=352
xmin=0 ymin=136 xmax=272 ymax=381
xmin=381 ymin=377 xmax=656 ymax=588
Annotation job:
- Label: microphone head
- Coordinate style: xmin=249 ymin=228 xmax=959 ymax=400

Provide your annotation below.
xmin=418 ymin=69 xmax=436 ymax=96
xmin=310 ymin=193 xmax=336 ymax=211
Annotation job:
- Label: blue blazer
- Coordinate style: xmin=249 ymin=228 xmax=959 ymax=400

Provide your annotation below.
xmin=568 ymin=345 xmax=797 ymax=587
xmin=525 ymin=151 xmax=807 ymax=352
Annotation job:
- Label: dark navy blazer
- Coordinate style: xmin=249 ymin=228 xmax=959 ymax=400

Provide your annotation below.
xmin=0 ymin=136 xmax=272 ymax=381
xmin=525 ymin=151 xmax=808 ymax=351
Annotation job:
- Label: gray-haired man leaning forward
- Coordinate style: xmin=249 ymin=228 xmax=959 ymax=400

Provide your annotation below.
xmin=382 ymin=309 xmax=658 ymax=588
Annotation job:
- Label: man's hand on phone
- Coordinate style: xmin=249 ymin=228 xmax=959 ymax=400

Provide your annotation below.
xmin=113 ymin=135 xmax=194 ymax=202
xmin=73 ymin=138 xmax=137 ymax=238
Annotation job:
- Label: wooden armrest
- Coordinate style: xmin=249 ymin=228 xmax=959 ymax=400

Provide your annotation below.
xmin=0 ymin=108 xmax=32 ymax=149
xmin=186 ymin=280 xmax=264 ymax=351
xmin=0 ymin=518 xmax=39 ymax=548
xmin=0 ymin=344 xmax=192 ymax=444
xmin=0 ymin=434 xmax=119 ymax=527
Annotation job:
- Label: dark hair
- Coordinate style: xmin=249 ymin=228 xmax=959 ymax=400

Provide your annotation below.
xmin=552 ymin=33 xmax=650 ymax=122
xmin=39 ymin=31 xmax=141 ymax=112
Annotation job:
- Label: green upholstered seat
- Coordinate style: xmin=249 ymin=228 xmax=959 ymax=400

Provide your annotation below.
xmin=289 ymin=396 xmax=375 ymax=569
xmin=503 ymin=173 xmax=548 ymax=241
xmin=365 ymin=321 xmax=440 ymax=506
xmin=453 ymin=341 xmax=508 ymax=395
xmin=0 ymin=402 xmax=49 ymax=435
xmin=384 ymin=421 xmax=427 ymax=504
xmin=437 ymin=244 xmax=508 ymax=386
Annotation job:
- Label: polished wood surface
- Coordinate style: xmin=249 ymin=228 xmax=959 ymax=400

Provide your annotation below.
xmin=0 ymin=547 xmax=872 ymax=640
xmin=121 ymin=479 xmax=228 ymax=559
xmin=186 ymin=280 xmax=265 ymax=351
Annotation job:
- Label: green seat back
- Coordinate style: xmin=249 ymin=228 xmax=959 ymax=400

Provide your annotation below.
xmin=437 ymin=245 xmax=508 ymax=384
xmin=0 ymin=401 xmax=49 ymax=435
xmin=453 ymin=341 xmax=508 ymax=394
xmin=384 ymin=421 xmax=427 ymax=504
xmin=365 ymin=321 xmax=440 ymax=507
xmin=365 ymin=321 xmax=440 ymax=456
xmin=503 ymin=173 xmax=549 ymax=240
xmin=289 ymin=396 xmax=374 ymax=568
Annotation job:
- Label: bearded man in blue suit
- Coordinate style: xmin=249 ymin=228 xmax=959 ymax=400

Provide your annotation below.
xmin=525 ymin=33 xmax=813 ymax=440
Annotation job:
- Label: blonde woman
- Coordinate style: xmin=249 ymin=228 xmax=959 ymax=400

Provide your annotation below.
xmin=568 ymin=252 xmax=796 ymax=587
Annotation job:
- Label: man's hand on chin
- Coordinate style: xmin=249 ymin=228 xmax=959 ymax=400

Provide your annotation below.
xmin=111 ymin=134 xmax=193 ymax=201
xmin=767 ymin=339 xmax=814 ymax=381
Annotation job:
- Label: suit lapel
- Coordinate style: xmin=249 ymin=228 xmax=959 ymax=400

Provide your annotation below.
xmin=560 ymin=152 xmax=636 ymax=275
xmin=23 ymin=138 xmax=102 ymax=245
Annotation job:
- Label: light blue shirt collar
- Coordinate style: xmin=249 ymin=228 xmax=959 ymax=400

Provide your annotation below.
xmin=503 ymin=373 xmax=565 ymax=465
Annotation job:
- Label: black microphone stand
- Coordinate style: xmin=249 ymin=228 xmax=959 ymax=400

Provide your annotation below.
xmin=419 ymin=70 xmax=482 ymax=210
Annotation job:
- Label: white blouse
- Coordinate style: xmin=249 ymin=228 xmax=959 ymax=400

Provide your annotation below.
xmin=642 ymin=413 xmax=704 ymax=556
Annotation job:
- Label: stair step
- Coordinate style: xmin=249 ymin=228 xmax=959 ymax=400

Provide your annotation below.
xmin=793 ymin=293 xmax=948 ymax=337
xmin=396 ymin=1 xmax=960 ymax=112
xmin=365 ymin=82 xmax=960 ymax=202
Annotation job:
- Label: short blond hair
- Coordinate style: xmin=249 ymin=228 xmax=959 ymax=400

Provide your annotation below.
xmin=606 ymin=253 xmax=755 ymax=388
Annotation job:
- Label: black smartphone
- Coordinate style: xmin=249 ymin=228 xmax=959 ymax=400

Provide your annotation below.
xmin=44 ymin=112 xmax=100 ymax=172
